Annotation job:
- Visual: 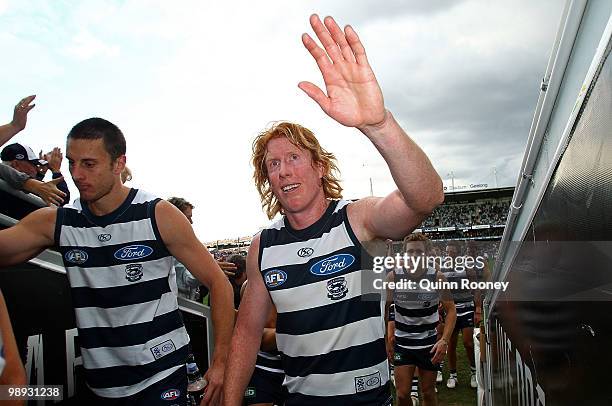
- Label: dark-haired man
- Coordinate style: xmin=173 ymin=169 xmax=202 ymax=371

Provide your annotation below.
xmin=0 ymin=117 xmax=234 ymax=405
xmin=226 ymin=254 xmax=247 ymax=309
xmin=224 ymin=14 xmax=444 ymax=405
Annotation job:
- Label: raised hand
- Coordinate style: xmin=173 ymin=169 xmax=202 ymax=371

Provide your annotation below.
xmin=299 ymin=15 xmax=386 ymax=129
xmin=45 ymin=147 xmax=63 ymax=173
xmin=11 ymin=95 xmax=36 ymax=133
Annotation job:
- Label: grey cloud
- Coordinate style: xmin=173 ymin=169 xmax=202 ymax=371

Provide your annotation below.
xmin=309 ymin=0 xmax=469 ymax=25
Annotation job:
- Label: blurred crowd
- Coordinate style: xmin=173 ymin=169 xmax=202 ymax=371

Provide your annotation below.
xmin=423 ymin=200 xmax=511 ymax=228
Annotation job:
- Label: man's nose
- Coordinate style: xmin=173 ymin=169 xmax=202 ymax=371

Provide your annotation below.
xmin=279 ymin=160 xmax=292 ymax=178
xmin=70 ymin=165 xmax=84 ymax=181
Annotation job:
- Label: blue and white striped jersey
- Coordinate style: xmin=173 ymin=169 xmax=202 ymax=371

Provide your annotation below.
xmin=393 ymin=267 xmax=440 ymax=350
xmin=259 ymin=200 xmax=391 ymax=406
xmin=55 ymin=189 xmax=189 ymax=398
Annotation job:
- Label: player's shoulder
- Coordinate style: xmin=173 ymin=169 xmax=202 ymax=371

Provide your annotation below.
xmin=262 ymin=216 xmax=284 ymax=231
xmin=131 ymin=189 xmax=159 ymax=204
xmin=345 ymin=196 xmax=381 ymax=241
xmin=345 ymin=196 xmax=379 ymax=216
xmin=249 ymin=232 xmax=262 ymax=252
xmin=19 ymin=206 xmax=58 ymax=242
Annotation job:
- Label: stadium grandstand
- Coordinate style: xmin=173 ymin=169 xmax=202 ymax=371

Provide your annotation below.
xmin=204 ymin=186 xmax=513 ymax=256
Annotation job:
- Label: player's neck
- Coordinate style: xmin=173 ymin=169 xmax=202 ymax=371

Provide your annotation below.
xmin=87 ymin=184 xmax=132 ymax=216
xmin=285 ymin=196 xmax=330 ymax=230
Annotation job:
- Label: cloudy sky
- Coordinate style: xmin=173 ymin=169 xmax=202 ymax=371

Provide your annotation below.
xmin=0 ymin=0 xmax=565 ymax=241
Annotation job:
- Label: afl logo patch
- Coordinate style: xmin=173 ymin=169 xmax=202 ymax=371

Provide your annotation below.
xmin=264 ymin=269 xmax=287 ymax=288
xmin=65 ymin=249 xmax=88 ymax=264
xmin=97 ymin=233 xmax=112 ymax=242
xmin=160 ymin=389 xmax=180 ymax=401
xmin=297 ymin=247 xmax=314 ymax=257
xmin=310 ymin=254 xmax=355 ymax=276
xmin=114 ymin=244 xmax=153 ymax=260
xmin=125 ymin=263 xmax=143 ymax=282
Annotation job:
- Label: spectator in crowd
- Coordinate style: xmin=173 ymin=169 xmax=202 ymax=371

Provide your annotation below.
xmin=0 ymin=95 xmax=35 ymax=147
xmin=168 ymin=197 xmax=203 ymax=301
xmin=422 ymin=200 xmax=510 ymax=228
xmin=0 ymin=162 xmax=66 ymax=206
xmin=226 ymin=254 xmax=247 ymax=309
xmin=168 ymin=197 xmax=238 ymax=303
xmin=1 ymin=143 xmax=70 ymax=206
xmin=0 ymin=290 xmax=27 ymax=406
xmin=1 ymin=143 xmax=46 ymax=178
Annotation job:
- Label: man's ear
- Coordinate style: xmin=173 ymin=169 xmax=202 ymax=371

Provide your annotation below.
xmin=315 ymin=160 xmax=325 ymax=180
xmin=113 ymin=155 xmax=126 ymax=175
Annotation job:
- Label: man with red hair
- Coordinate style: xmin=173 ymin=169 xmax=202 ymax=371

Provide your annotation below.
xmin=224 ymin=14 xmax=444 ymax=405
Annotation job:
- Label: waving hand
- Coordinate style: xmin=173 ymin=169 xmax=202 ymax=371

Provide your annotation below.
xmin=299 ymin=15 xmax=386 ymax=129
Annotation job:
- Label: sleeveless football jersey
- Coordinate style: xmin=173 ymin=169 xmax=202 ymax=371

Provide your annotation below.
xmin=55 ymin=189 xmax=189 ymax=398
xmin=259 ymin=200 xmax=391 ymax=405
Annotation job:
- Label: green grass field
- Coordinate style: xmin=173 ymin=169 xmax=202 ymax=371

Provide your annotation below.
xmin=392 ymin=334 xmax=478 ymax=405
xmin=437 ymin=339 xmax=477 ymax=406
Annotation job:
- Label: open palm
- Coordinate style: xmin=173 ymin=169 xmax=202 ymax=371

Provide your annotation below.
xmin=299 ymin=15 xmax=386 ymax=129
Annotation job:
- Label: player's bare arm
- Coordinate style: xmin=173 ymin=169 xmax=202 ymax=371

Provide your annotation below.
xmin=223 ymin=234 xmax=273 ymax=406
xmin=431 ymin=272 xmax=456 ymax=363
xmin=239 ymin=279 xmax=278 ymax=353
xmin=299 ymin=14 xmax=443 ymax=241
xmin=156 ymin=201 xmax=234 ymax=406
xmin=384 ymin=270 xmax=395 ymax=361
xmin=0 ymin=290 xmax=26 ymax=393
xmin=0 ymin=95 xmax=35 ymax=146
xmin=0 ymin=207 xmax=56 ymax=267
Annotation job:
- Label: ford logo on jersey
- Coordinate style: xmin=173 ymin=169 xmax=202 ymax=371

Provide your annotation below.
xmin=114 ymin=245 xmax=153 ymax=261
xmin=264 ymin=269 xmax=287 ymax=288
xmin=65 ymin=249 xmax=88 ymax=264
xmin=310 ymin=254 xmax=355 ymax=276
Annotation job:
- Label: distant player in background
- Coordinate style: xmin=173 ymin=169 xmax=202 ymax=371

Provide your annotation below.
xmin=387 ymin=233 xmax=456 ymax=406
xmin=443 ymin=241 xmax=477 ymax=389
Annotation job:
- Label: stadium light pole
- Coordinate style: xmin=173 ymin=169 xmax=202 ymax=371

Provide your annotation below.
xmin=363 ymin=161 xmax=374 ymax=196
xmin=447 ymin=171 xmax=455 ymax=191
xmin=494 ymin=167 xmax=498 ymax=188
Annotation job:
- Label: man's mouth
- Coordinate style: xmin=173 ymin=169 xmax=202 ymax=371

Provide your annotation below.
xmin=282 ymin=183 xmax=300 ymax=193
